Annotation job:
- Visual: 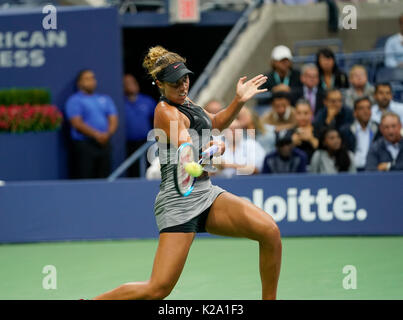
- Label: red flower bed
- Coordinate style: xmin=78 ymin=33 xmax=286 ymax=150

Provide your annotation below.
xmin=0 ymin=104 xmax=63 ymax=133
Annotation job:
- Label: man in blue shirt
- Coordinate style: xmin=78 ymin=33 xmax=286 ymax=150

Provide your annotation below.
xmin=371 ymin=83 xmax=403 ymax=124
xmin=65 ymin=69 xmax=119 ymax=179
xmin=384 ymin=15 xmax=403 ymax=68
xmin=124 ymin=74 xmax=156 ymax=177
xmin=339 ymin=96 xmax=381 ymax=171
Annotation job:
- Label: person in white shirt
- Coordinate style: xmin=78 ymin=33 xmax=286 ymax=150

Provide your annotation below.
xmin=384 ymin=14 xmax=403 ymax=68
xmin=371 ymin=83 xmax=403 ymax=124
xmin=236 ymin=106 xmax=276 ymax=155
xmin=215 ymin=119 xmax=266 ymax=178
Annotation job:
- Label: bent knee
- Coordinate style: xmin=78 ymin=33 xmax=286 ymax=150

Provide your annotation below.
xmin=257 ymin=219 xmax=281 ymax=246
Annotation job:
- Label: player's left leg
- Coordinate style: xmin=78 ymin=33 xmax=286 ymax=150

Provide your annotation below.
xmin=205 ymin=192 xmax=282 ymax=300
xmin=93 ymin=232 xmax=195 ymax=300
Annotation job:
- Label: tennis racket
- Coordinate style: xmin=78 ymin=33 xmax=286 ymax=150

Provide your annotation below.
xmin=199 ymin=144 xmax=219 ymax=173
xmin=174 ymin=143 xmax=219 ymax=196
xmin=174 ymin=142 xmax=198 ymax=197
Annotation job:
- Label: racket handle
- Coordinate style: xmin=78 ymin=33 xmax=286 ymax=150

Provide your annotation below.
xmin=201 ymin=144 xmax=219 ymax=159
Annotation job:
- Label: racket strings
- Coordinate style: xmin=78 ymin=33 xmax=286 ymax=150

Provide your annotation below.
xmin=178 ymin=147 xmax=194 ymax=189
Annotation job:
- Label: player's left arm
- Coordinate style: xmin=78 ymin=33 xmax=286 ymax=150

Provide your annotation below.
xmin=204 ymin=74 xmax=267 ymax=131
xmin=203 ymin=139 xmax=225 ymax=157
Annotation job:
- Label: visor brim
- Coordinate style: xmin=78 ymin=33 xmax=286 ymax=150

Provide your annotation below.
xmin=163 ymin=68 xmax=193 ymax=83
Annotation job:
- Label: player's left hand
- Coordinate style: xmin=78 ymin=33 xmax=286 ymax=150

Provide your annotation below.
xmin=204 ymin=139 xmax=225 ymax=157
xmin=236 ymin=74 xmax=268 ymax=103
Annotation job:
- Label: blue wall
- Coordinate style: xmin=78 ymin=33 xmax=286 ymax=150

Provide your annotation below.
xmin=1 ymin=172 xmax=402 ymax=243
xmin=0 ymin=132 xmax=60 ymax=181
xmin=0 ymin=6 xmax=125 ymax=180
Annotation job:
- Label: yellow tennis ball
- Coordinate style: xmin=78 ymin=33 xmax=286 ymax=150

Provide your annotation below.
xmin=184 ymin=162 xmax=203 ymax=177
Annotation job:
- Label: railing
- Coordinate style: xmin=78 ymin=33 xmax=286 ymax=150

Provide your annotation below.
xmin=188 ymin=0 xmax=264 ymax=101
xmin=292 ymin=49 xmax=385 ymax=84
xmin=107 ymin=140 xmax=155 ymax=181
xmin=112 ymin=0 xmax=167 ymax=14
xmin=293 ymin=38 xmax=344 ymax=56
xmin=112 ymin=0 xmax=251 ymax=14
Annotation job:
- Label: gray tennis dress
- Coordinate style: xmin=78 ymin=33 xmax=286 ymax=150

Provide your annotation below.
xmin=154 ymin=96 xmax=226 ymax=231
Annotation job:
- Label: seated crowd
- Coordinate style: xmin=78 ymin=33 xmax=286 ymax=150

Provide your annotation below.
xmin=208 ymin=45 xmax=403 ymax=177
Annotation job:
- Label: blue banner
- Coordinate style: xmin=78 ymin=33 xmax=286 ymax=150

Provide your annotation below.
xmin=0 ymin=172 xmax=402 ymax=243
xmin=0 ymin=6 xmax=125 ymax=180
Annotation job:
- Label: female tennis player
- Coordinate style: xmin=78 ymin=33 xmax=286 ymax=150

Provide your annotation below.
xmin=94 ymin=46 xmax=282 ymax=300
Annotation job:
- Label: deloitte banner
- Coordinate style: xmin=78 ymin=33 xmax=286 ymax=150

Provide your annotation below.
xmin=217 ymin=172 xmax=403 ymax=236
xmin=0 ymin=172 xmax=402 ymax=243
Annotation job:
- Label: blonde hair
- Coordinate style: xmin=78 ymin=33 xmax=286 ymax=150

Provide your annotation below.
xmin=142 ymin=46 xmax=186 ymax=81
xmin=349 ymin=64 xmax=367 ymax=78
xmin=249 ymin=107 xmax=266 ymax=134
xmin=242 ymin=105 xmax=266 ymax=134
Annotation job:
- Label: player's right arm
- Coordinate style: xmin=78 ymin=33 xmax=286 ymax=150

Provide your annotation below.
xmin=154 ymin=101 xmax=225 ymax=158
xmin=154 ymin=101 xmax=192 ymax=149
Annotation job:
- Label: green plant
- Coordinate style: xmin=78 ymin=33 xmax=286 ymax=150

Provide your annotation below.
xmin=0 ymin=88 xmax=62 ymax=133
xmin=0 ymin=88 xmax=51 ymax=106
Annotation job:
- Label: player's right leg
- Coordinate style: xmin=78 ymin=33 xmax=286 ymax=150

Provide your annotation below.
xmin=93 ymin=232 xmax=195 ymax=300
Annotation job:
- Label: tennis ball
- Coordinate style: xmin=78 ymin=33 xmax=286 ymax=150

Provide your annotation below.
xmin=184 ymin=162 xmax=203 ymax=177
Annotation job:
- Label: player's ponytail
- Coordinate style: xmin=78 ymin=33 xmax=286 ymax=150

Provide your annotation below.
xmin=143 ymin=46 xmax=186 ymax=81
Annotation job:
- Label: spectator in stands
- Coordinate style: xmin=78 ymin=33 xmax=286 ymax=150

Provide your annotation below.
xmin=145 ymin=157 xmax=161 ymax=180
xmin=216 ymin=119 xmax=266 ymax=178
xmin=292 ymin=63 xmax=325 ymax=117
xmin=340 ymin=97 xmax=381 ymax=171
xmin=204 ymin=99 xmax=224 ymax=114
xmin=66 ymin=69 xmax=119 ymax=179
xmin=124 ymin=74 xmax=156 ymax=177
xmin=344 ymin=65 xmax=375 ymax=109
xmin=316 ymin=48 xmax=349 ymax=90
xmin=371 ymin=83 xmax=403 ymax=124
xmin=365 ymin=112 xmax=403 ymax=171
xmin=261 ymin=130 xmax=308 ymax=174
xmin=384 ymin=14 xmax=403 ymax=68
xmin=262 ymin=91 xmax=297 ymax=131
xmin=258 ymin=81 xmax=296 ymax=109
xmin=285 ymin=100 xmax=319 ymax=162
xmin=236 ymin=106 xmax=276 ymax=155
xmin=260 ymin=45 xmax=302 ymax=92
xmin=145 ymin=143 xmax=161 ymax=180
xmin=310 ymin=127 xmax=356 ymax=174
xmin=313 ymin=89 xmax=354 ymax=137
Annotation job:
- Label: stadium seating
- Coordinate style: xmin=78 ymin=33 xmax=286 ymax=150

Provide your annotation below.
xmin=376 ymin=67 xmax=403 ymax=101
xmin=374 ymin=34 xmax=392 ymax=49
